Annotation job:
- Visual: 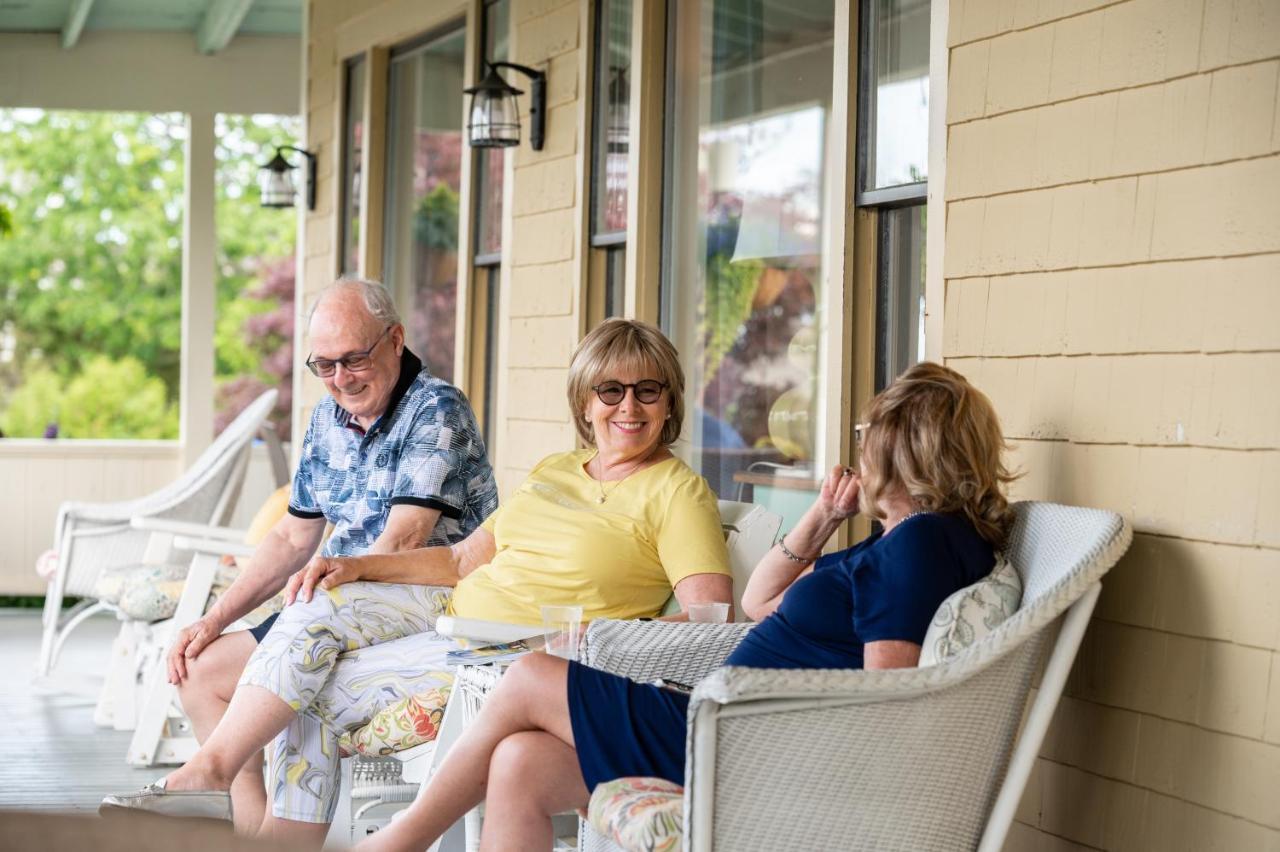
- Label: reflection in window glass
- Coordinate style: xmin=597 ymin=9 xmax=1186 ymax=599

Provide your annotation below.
xmin=475 ymin=0 xmax=510 ymax=257
xmin=663 ymin=0 xmax=835 ymax=498
xmin=604 ymin=245 xmax=626 ymax=319
xmin=340 ymin=57 xmax=366 ymax=275
xmin=384 ymin=27 xmax=467 ymax=382
xmin=592 ymin=0 xmax=632 ymax=235
xmin=875 ymin=205 xmax=926 ymax=390
xmin=863 ymin=0 xmax=930 ymax=190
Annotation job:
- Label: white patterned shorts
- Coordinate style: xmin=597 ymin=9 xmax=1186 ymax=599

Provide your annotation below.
xmin=239 ymin=581 xmax=456 ymax=823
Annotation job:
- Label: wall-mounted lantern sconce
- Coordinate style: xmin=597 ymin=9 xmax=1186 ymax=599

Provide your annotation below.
xmin=464 ymin=62 xmax=546 ymax=151
xmin=259 ymin=145 xmax=317 ymax=210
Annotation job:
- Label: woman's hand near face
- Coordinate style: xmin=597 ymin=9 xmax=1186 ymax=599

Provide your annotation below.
xmin=816 ymin=464 xmax=861 ymax=524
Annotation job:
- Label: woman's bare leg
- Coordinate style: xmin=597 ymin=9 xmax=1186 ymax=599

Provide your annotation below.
xmin=177 ymin=630 xmax=267 ymax=832
xmin=357 ymin=653 xmax=581 ymax=852
xmin=478 ymin=732 xmax=590 ymax=852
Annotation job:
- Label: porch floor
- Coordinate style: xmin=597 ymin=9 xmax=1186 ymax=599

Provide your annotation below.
xmin=0 ymin=610 xmax=158 ymax=813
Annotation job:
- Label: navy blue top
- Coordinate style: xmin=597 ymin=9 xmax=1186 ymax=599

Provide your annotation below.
xmin=726 ymin=512 xmax=995 ymax=670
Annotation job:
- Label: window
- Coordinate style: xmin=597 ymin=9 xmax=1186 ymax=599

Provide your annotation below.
xmin=857 ymin=0 xmax=930 ymax=388
xmin=661 ymin=0 xmax=837 ymax=498
xmin=471 ymin=0 xmax=509 ymax=454
xmin=587 ymin=0 xmax=632 ymax=327
xmin=339 ymin=57 xmax=366 ymax=276
xmin=383 ymin=25 xmax=467 ymax=382
xmin=474 ymin=0 xmax=509 ymax=263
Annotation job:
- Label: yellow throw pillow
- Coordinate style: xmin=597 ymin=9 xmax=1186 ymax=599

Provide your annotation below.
xmin=244 ymin=485 xmax=292 ymax=545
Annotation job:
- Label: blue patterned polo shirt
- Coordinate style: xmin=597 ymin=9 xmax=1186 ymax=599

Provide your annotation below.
xmin=288 ymin=348 xmax=498 ymax=555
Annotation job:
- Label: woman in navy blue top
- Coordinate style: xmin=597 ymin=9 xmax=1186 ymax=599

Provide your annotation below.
xmin=359 ymin=362 xmax=1017 ymax=852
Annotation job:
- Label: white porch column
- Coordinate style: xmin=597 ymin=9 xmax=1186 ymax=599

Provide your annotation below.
xmin=181 ymin=110 xmax=217 ymax=467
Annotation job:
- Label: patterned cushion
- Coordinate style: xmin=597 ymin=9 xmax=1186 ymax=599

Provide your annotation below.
xmin=588 ymin=777 xmax=684 ymax=852
xmin=340 ymin=682 xmax=453 ymax=756
xmin=920 ymin=554 xmax=1022 ymax=666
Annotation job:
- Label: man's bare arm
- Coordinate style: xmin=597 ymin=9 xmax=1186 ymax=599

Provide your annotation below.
xmin=203 ymin=513 xmax=327 ymax=628
xmin=168 ymin=513 xmax=325 ymax=683
xmin=368 ymin=504 xmax=442 ymax=554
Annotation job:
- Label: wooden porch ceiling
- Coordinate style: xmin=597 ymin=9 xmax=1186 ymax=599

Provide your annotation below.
xmin=0 ymin=0 xmax=301 ymax=53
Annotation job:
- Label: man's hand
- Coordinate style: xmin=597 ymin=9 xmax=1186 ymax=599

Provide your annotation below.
xmin=284 ymin=556 xmax=363 ymax=605
xmin=167 ymin=616 xmax=222 ymax=685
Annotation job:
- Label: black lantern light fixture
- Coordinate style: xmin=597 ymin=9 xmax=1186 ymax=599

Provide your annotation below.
xmin=464 ymin=62 xmax=546 ymax=151
xmin=259 ymin=145 xmax=317 ymax=210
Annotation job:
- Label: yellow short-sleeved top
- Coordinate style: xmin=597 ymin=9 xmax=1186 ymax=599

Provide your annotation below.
xmin=448 ymin=449 xmax=729 ymax=625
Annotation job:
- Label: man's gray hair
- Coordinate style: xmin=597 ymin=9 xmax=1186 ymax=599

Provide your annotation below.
xmin=307 ymin=277 xmax=402 ymax=327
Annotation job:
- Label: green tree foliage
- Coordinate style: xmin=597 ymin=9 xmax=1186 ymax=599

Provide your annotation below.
xmin=0 ymin=109 xmax=298 ymax=439
xmin=0 ymin=368 xmax=62 ymax=436
xmin=0 ymin=110 xmax=186 ymax=396
xmin=60 ymin=356 xmax=179 ymax=438
xmin=1 ymin=357 xmax=177 ymax=438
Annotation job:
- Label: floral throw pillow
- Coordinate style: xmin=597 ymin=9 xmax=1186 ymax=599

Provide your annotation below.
xmin=588 ymin=777 xmax=684 ymax=852
xmin=920 ymin=554 xmax=1022 ymax=666
xmin=343 ymin=684 xmax=454 ymax=756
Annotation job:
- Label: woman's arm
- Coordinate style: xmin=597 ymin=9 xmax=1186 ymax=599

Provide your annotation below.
xmin=740 ymin=465 xmax=861 ymax=621
xmin=286 ymin=526 xmax=498 ymax=603
xmin=864 ymin=640 xmax=921 ymax=669
xmin=658 ymin=571 xmax=734 ymax=622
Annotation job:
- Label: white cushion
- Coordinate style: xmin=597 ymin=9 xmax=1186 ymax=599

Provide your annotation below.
xmin=920 ymin=555 xmax=1022 ymax=666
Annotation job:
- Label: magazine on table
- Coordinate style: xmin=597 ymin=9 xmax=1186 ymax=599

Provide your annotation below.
xmin=446 ymin=634 xmax=547 ymax=666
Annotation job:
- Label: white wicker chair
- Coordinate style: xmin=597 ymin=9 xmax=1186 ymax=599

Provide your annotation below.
xmin=38 ymin=389 xmax=280 ymax=678
xmin=578 ymin=501 xmax=1133 ymax=852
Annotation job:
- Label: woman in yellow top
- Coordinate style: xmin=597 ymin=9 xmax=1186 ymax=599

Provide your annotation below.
xmin=102 ymin=319 xmax=731 ymax=843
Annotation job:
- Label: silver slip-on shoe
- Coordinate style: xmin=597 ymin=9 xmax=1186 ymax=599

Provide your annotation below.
xmin=99 ymin=777 xmax=233 ymax=822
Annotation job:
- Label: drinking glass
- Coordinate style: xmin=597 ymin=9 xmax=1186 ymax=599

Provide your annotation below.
xmin=687 ymin=602 xmax=730 ymax=624
xmin=540 ymin=605 xmax=584 ymax=660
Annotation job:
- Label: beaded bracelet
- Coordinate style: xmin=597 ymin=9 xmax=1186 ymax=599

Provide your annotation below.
xmin=777 ymin=533 xmax=816 ymax=564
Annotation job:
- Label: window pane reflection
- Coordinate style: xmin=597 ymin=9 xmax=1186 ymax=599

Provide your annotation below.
xmin=592 ymin=0 xmax=632 ymax=235
xmin=664 ymin=0 xmax=835 ymax=498
xmin=476 ymin=0 xmax=510 ymax=256
xmin=864 ymin=0 xmax=930 ymax=190
xmin=875 ymin=204 xmax=926 ymax=389
xmin=384 ymin=27 xmax=466 ymax=382
xmin=340 ymin=57 xmax=366 ymax=275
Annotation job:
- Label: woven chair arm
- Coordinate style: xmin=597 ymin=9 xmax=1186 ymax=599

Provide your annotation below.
xmin=682 ymin=643 xmax=1046 ymax=852
xmin=582 ymin=619 xmax=753 ymax=685
xmin=689 ymin=663 xmax=969 ymax=710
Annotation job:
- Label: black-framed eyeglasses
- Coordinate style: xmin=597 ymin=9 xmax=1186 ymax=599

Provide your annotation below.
xmin=306 ymin=327 xmax=392 ymax=377
xmin=591 ymin=380 xmax=668 ymax=405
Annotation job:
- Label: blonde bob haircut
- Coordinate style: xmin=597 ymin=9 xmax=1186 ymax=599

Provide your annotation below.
xmin=859 ymin=362 xmax=1017 ymax=547
xmin=567 ymin=318 xmax=685 ymax=448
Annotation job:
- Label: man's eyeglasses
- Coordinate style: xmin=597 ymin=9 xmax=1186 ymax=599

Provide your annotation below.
xmin=591 ymin=380 xmax=668 ymax=405
xmin=306 ymin=327 xmax=392 ymax=378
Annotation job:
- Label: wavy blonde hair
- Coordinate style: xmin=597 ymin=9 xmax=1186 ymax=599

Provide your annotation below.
xmin=859 ymin=362 xmax=1017 ymax=546
xmin=567 ymin=318 xmax=685 ymax=447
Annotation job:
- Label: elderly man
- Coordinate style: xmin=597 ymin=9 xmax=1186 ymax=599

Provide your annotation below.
xmin=163 ymin=277 xmax=496 ymax=839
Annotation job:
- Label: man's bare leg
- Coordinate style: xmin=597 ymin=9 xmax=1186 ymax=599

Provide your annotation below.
xmin=176 ymin=630 xmax=266 ymax=833
xmin=257 ymin=815 xmax=331 ymax=849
